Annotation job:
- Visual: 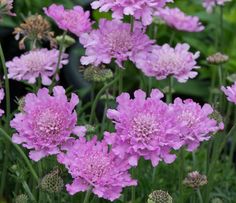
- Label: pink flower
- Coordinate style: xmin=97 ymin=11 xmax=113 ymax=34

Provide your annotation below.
xmin=0 ymin=88 xmax=4 ymax=117
xmin=203 ymin=0 xmax=231 ymax=12
xmin=0 ymin=0 xmax=15 ymax=19
xmin=44 ymin=4 xmax=92 ymax=37
xmin=155 ymin=7 xmax=204 ymax=32
xmin=11 ymin=86 xmax=86 ymax=161
xmin=221 ymin=82 xmax=236 ymax=104
xmin=169 ymin=98 xmax=223 ymax=151
xmin=57 ymin=136 xmax=137 ymax=201
xmin=80 ymin=19 xmax=154 ymax=67
xmin=135 ymin=43 xmax=200 ymax=83
xmin=92 ymin=0 xmax=172 ymax=26
xmin=106 ymin=89 xmax=182 ymax=167
xmin=6 ymin=49 xmax=68 ymax=86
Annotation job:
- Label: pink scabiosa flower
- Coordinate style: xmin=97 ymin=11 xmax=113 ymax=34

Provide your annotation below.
xmin=169 ymin=98 xmax=223 ymax=151
xmin=92 ymin=0 xmax=172 ymax=26
xmin=135 ymin=43 xmax=200 ymax=83
xmin=0 ymin=88 xmax=4 ymax=117
xmin=57 ymin=136 xmax=137 ymax=201
xmin=155 ymin=7 xmax=204 ymax=32
xmin=221 ymin=82 xmax=236 ymax=104
xmin=80 ymin=19 xmax=154 ymax=67
xmin=0 ymin=0 xmax=15 ymax=19
xmin=44 ymin=4 xmax=92 ymax=37
xmin=105 ymin=89 xmax=182 ymax=167
xmin=203 ymin=0 xmax=231 ymax=13
xmin=10 ymin=86 xmax=86 ymax=161
xmin=6 ymin=49 xmax=68 ymax=86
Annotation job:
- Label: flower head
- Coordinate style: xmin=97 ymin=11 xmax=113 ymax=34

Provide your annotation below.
xmin=0 ymin=88 xmax=4 ymax=117
xmin=13 ymin=14 xmax=56 ymax=50
xmin=80 ymin=19 xmax=154 ymax=67
xmin=203 ymin=0 xmax=231 ymax=13
xmin=207 ymin=52 xmax=229 ymax=64
xmin=148 ymin=190 xmax=172 ymax=203
xmin=6 ymin=49 xmax=68 ymax=85
xmin=91 ymin=0 xmax=172 ymax=26
xmin=44 ymin=4 xmax=92 ymax=37
xmin=221 ymin=82 xmax=236 ymax=104
xmin=155 ymin=7 xmax=204 ymax=32
xmin=106 ymin=89 xmax=182 ymax=167
xmin=57 ymin=136 xmax=137 ymax=201
xmin=0 ymin=0 xmax=15 ymax=19
xmin=135 ymin=43 xmax=200 ymax=83
xmin=183 ymin=171 xmax=207 ymax=189
xmin=11 ymin=86 xmax=86 ymax=161
xmin=169 ymin=98 xmax=223 ymax=151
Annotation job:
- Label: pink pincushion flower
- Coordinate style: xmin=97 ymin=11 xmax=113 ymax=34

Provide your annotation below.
xmin=0 ymin=88 xmax=4 ymax=117
xmin=80 ymin=19 xmax=154 ymax=67
xmin=203 ymin=0 xmax=231 ymax=13
xmin=57 ymin=136 xmax=137 ymax=201
xmin=106 ymin=89 xmax=182 ymax=167
xmin=169 ymin=98 xmax=223 ymax=151
xmin=92 ymin=0 xmax=172 ymax=26
xmin=6 ymin=49 xmax=68 ymax=86
xmin=221 ymin=82 xmax=236 ymax=104
xmin=155 ymin=7 xmax=204 ymax=32
xmin=11 ymin=86 xmax=86 ymax=161
xmin=135 ymin=43 xmax=200 ymax=82
xmin=0 ymin=0 xmax=16 ymax=19
xmin=44 ymin=4 xmax=92 ymax=37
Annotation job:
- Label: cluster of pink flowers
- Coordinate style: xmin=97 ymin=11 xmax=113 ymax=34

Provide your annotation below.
xmin=105 ymin=89 xmax=222 ymax=166
xmin=11 ymin=86 xmax=86 ymax=161
xmin=203 ymin=0 xmax=231 ymax=12
xmin=135 ymin=43 xmax=200 ymax=82
xmin=156 ymin=7 xmax=204 ymax=32
xmin=58 ymin=136 xmax=137 ymax=201
xmin=91 ymin=0 xmax=172 ymax=26
xmin=6 ymin=49 xmax=68 ymax=86
xmin=44 ymin=4 xmax=92 ymax=37
xmin=0 ymin=88 xmax=4 ymax=117
xmin=80 ymin=19 xmax=154 ymax=67
xmin=221 ymin=82 xmax=236 ymax=104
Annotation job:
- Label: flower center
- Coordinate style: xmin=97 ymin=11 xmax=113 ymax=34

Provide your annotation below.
xmin=24 ymin=52 xmax=47 ymax=71
xmin=179 ymin=110 xmax=197 ymax=127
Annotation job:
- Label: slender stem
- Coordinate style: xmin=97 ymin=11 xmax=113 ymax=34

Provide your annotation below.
xmin=89 ymin=78 xmax=119 ymax=124
xmin=179 ymin=149 xmax=184 ymax=203
xmin=49 ymin=31 xmax=67 ymax=91
xmin=83 ymin=188 xmax=92 ymax=203
xmin=167 ymin=76 xmax=173 ymax=103
xmin=0 ymin=128 xmax=39 ymax=182
xmin=131 ymin=168 xmax=135 ymax=202
xmin=130 ymin=16 xmax=134 ymax=33
xmin=196 ymin=189 xmax=203 ymax=203
xmin=118 ymin=69 xmax=123 ymax=94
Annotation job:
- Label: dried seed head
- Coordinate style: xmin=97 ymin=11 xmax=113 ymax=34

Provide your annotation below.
xmin=207 ymin=52 xmax=229 ymax=65
xmin=16 ymin=97 xmax=25 ymax=112
xmin=13 ymin=14 xmax=56 ymax=49
xmin=56 ymin=35 xmax=76 ymax=48
xmin=147 ymin=190 xmax=172 ymax=203
xmin=14 ymin=194 xmax=28 ymax=203
xmin=183 ymin=171 xmax=207 ymax=189
xmin=40 ymin=169 xmax=64 ymax=193
xmin=83 ymin=65 xmax=113 ymax=83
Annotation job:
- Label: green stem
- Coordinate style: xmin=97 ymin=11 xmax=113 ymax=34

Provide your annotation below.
xmin=179 ymin=149 xmax=184 ymax=203
xmin=130 ymin=16 xmax=134 ymax=33
xmin=0 ymin=128 xmax=39 ymax=182
xmin=83 ymin=188 xmax=92 ymax=203
xmin=118 ymin=69 xmax=123 ymax=94
xmin=167 ymin=76 xmax=173 ymax=103
xmin=196 ymin=189 xmax=203 ymax=203
xmin=89 ymin=78 xmax=119 ymax=124
xmin=49 ymin=31 xmax=67 ymax=91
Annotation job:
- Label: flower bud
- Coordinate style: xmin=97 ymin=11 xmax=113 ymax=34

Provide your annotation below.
xmin=147 ymin=190 xmax=172 ymax=203
xmin=211 ymin=198 xmax=223 ymax=203
xmin=40 ymin=169 xmax=64 ymax=193
xmin=207 ymin=52 xmax=229 ymax=65
xmin=56 ymin=35 xmax=76 ymax=48
xmin=14 ymin=194 xmax=28 ymax=203
xmin=183 ymin=171 xmax=207 ymax=189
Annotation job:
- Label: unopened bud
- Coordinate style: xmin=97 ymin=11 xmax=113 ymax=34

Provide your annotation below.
xmin=14 ymin=194 xmax=28 ymax=203
xmin=56 ymin=35 xmax=76 ymax=48
xmin=147 ymin=190 xmax=172 ymax=203
xmin=183 ymin=171 xmax=207 ymax=189
xmin=211 ymin=197 xmax=223 ymax=203
xmin=207 ymin=52 xmax=229 ymax=65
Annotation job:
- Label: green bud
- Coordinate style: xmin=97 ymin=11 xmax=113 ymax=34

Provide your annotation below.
xmin=56 ymin=35 xmax=76 ymax=48
xmin=14 ymin=194 xmax=28 ymax=203
xmin=147 ymin=190 xmax=172 ymax=203
xmin=211 ymin=198 xmax=223 ymax=203
xmin=85 ymin=124 xmax=96 ymax=134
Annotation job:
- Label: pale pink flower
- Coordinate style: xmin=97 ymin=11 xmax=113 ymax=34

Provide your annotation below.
xmin=221 ymin=82 xmax=236 ymax=104
xmin=80 ymin=19 xmax=154 ymax=67
xmin=0 ymin=88 xmax=4 ymax=117
xmin=155 ymin=7 xmax=204 ymax=32
xmin=92 ymin=0 xmax=172 ymax=25
xmin=6 ymin=49 xmax=68 ymax=85
xmin=203 ymin=0 xmax=231 ymax=12
xmin=57 ymin=136 xmax=137 ymax=201
xmin=106 ymin=89 xmax=182 ymax=167
xmin=11 ymin=86 xmax=86 ymax=161
xmin=135 ymin=43 xmax=200 ymax=83
xmin=44 ymin=4 xmax=92 ymax=36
